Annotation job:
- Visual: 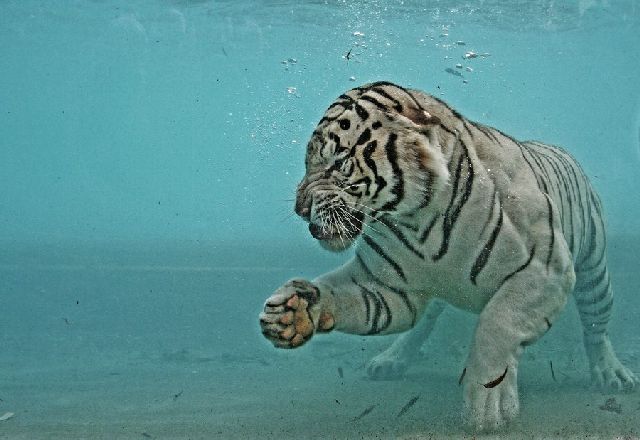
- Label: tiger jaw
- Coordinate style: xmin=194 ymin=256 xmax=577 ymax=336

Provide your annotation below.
xmin=307 ymin=209 xmax=364 ymax=252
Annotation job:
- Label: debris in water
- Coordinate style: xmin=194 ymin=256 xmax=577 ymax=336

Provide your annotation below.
xmin=458 ymin=367 xmax=467 ymax=386
xmin=456 ymin=40 xmax=466 ymax=46
xmin=397 ymin=395 xmax=420 ymax=418
xmin=349 ymin=76 xmax=356 ymax=82
xmin=337 ymin=367 xmax=344 ymax=378
xmin=344 ymin=47 xmax=354 ymax=61
xmin=455 ymin=63 xmax=463 ymax=69
xmin=352 ymin=404 xmax=376 ymax=421
xmin=463 ymin=51 xmax=478 ymax=59
xmin=286 ymin=87 xmax=297 ymax=94
xmin=0 ymin=412 xmax=14 ymax=422
xmin=599 ymin=397 xmax=622 ymax=414
xmin=465 ymin=66 xmax=473 ymax=72
xmin=549 ymin=360 xmax=557 ymax=382
xmin=353 ymin=31 xmax=365 ymax=37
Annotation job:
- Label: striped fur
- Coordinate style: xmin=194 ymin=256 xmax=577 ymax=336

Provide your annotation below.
xmin=264 ymin=81 xmax=637 ymax=431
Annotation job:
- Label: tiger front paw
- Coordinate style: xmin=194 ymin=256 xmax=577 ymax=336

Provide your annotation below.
xmin=462 ymin=362 xmax=519 ymax=432
xmin=259 ymin=279 xmax=334 ymax=349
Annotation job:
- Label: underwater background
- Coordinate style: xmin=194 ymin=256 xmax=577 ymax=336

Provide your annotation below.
xmin=1 ymin=0 xmax=639 ymax=438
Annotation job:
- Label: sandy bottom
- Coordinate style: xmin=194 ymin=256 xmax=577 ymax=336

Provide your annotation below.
xmin=0 ymin=240 xmax=639 ymax=439
xmin=1 ymin=339 xmax=639 ymax=439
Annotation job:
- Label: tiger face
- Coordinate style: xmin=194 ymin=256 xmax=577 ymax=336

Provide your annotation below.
xmin=295 ymin=84 xmax=450 ymax=252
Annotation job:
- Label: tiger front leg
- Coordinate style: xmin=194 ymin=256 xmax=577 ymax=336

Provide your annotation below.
xmin=260 ymin=262 xmax=430 ymax=348
xmin=462 ymin=262 xmax=574 ymax=432
xmin=260 ymin=279 xmax=336 ymax=349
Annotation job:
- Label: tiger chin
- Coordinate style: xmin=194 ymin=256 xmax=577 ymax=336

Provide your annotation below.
xmin=259 ymin=81 xmax=638 ymax=433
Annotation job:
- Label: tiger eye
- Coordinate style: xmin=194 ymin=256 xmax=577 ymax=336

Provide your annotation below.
xmin=339 ymin=119 xmax=351 ymax=130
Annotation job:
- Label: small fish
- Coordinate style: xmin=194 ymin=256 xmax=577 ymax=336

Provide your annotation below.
xmin=352 ymin=404 xmax=376 ymax=421
xmin=445 ymin=68 xmax=463 ymax=78
xmin=549 ymin=360 xmax=557 ymax=382
xmin=484 ymin=367 xmax=508 ymax=388
xmin=397 ymin=395 xmax=419 ymax=418
xmin=337 ymin=367 xmax=344 ymax=378
xmin=141 ymin=433 xmax=153 ymax=439
xmin=221 ymin=47 xmax=228 ymax=57
xmin=173 ymin=390 xmax=183 ymax=401
xmin=62 ymin=317 xmax=71 ymax=325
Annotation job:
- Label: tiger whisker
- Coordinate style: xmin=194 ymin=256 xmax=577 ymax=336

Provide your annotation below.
xmin=279 ymin=211 xmax=297 ymax=223
xmin=335 ymin=206 xmax=383 ymax=246
xmin=330 ymin=210 xmax=347 ymax=248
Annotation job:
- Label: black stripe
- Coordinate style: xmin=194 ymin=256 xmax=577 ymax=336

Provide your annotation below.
xmin=378 ymin=216 xmax=424 ymax=259
xmin=543 ymin=193 xmax=556 ymax=270
xmin=354 ymin=281 xmax=381 ymax=334
xmin=480 ymin=191 xmax=497 ymax=236
xmin=380 ymin=133 xmax=404 ymax=212
xmin=519 ymin=144 xmax=546 ymax=190
xmin=536 ymin=147 xmax=576 ymax=252
xmin=356 ymin=277 xmax=372 ymax=325
xmin=433 ymin=141 xmax=474 ymax=261
xmin=518 ymin=144 xmax=556 ymax=271
xmin=360 ymin=94 xmax=390 ymax=111
xmin=429 ymin=95 xmax=464 ymax=120
xmin=577 ymin=212 xmax=598 ymax=268
xmin=355 ymin=128 xmax=372 ymax=146
xmin=470 ymin=202 xmax=504 ymax=285
xmin=419 ymin=214 xmax=440 ymax=244
xmin=576 ymin=277 xmax=610 ymax=307
xmin=362 ymin=235 xmax=406 ymax=282
xmin=578 ymin=296 xmax=613 ymax=317
xmin=497 ymin=246 xmax=536 ymax=289
xmin=355 ymin=253 xmax=416 ymax=325
xmin=362 ymin=141 xmax=384 ymax=198
xmin=370 ymin=87 xmax=403 ymax=112
xmin=354 ymin=103 xmax=369 ymax=121
xmin=352 ymin=276 xmax=395 ymax=334
xmin=474 ymin=123 xmax=502 ymax=144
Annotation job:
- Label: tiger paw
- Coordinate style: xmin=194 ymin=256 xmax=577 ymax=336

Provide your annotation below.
xmin=366 ymin=349 xmax=410 ymax=380
xmin=587 ymin=339 xmax=639 ymax=392
xmin=462 ymin=363 xmax=519 ymax=432
xmin=259 ymin=279 xmax=334 ymax=349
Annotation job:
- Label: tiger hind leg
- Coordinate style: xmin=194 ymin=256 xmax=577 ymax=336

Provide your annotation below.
xmin=574 ymin=262 xmax=639 ymax=391
xmin=366 ymin=300 xmax=446 ymax=380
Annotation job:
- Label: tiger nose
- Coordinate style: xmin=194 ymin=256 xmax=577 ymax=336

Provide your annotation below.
xmin=295 ymin=194 xmax=311 ymax=220
xmin=308 ymin=222 xmax=323 ymax=239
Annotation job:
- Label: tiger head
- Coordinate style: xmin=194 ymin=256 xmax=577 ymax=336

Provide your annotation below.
xmin=295 ymin=82 xmax=450 ymax=252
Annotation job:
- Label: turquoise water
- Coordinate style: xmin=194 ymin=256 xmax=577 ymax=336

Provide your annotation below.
xmin=1 ymin=1 xmax=639 ymax=438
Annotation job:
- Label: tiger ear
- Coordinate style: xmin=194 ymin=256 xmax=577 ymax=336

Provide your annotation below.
xmin=385 ymin=108 xmax=440 ymax=132
xmin=405 ymin=106 xmax=441 ymax=127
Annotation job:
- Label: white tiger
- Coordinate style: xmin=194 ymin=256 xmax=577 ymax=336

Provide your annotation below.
xmin=259 ymin=81 xmax=638 ymax=431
